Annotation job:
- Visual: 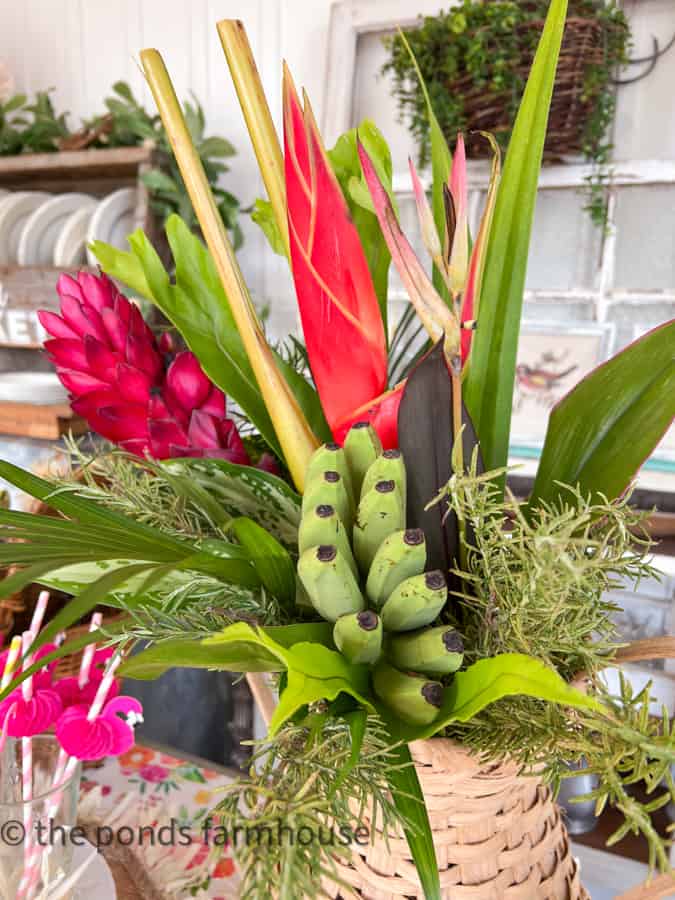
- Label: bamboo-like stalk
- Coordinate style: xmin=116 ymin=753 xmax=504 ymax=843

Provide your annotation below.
xmin=140 ymin=49 xmax=317 ymax=492
xmin=217 ymin=19 xmax=290 ymax=260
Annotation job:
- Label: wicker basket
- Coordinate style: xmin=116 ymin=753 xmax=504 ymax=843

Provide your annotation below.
xmin=444 ymin=13 xmax=613 ymax=162
xmin=326 ymin=739 xmax=587 ymax=900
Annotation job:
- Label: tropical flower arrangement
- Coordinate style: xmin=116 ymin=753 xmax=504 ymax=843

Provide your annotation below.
xmin=0 ymin=2 xmax=673 ymax=898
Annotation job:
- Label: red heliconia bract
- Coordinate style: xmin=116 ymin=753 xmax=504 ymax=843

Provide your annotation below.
xmin=39 ymin=271 xmax=253 ymax=465
xmin=283 ymin=67 xmax=389 ymax=442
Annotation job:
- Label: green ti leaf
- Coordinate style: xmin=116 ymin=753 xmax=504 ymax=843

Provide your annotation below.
xmin=529 ymin=320 xmax=675 ymax=510
xmin=463 ymin=0 xmax=569 ymax=496
xmin=251 ymin=198 xmax=286 ymax=256
xmin=377 ymin=653 xmax=603 ymax=743
xmin=228 ymin=516 xmax=296 ymax=609
xmin=93 ymin=216 xmax=327 ymax=456
xmin=328 ymin=119 xmax=394 ymax=337
xmin=131 ymin=622 xmax=373 ymax=734
xmin=161 ymin=457 xmax=301 ymax=553
xmin=121 ymin=622 xmax=334 ymax=679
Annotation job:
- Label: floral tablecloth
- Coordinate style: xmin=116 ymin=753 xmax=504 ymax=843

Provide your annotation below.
xmin=78 ymin=742 xmax=240 ymax=899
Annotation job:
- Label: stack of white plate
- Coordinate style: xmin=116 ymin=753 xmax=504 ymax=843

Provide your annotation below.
xmin=0 ymin=372 xmax=68 ymax=405
xmin=0 ymin=187 xmax=138 ymax=267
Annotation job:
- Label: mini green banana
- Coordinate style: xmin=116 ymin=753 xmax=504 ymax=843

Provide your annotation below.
xmin=295 ymin=578 xmax=313 ymax=611
xmin=333 ymin=610 xmax=382 ymax=664
xmin=380 ymin=571 xmax=447 ymax=632
xmin=361 ymin=449 xmax=407 ymax=507
xmin=297 ymin=545 xmax=364 ymax=622
xmin=353 ymin=480 xmax=405 ymax=574
xmin=298 ymin=503 xmax=358 ymax=578
xmin=372 ymin=661 xmax=443 ymax=726
xmin=306 ymin=442 xmax=355 ymax=507
xmin=302 ymin=470 xmax=353 ymax=531
xmin=343 ymin=422 xmax=382 ymax=496
xmin=365 ymin=528 xmax=427 ymax=608
xmin=387 ymin=627 xmax=464 ymax=676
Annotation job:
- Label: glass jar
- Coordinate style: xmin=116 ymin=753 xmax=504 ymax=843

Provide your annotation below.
xmin=0 ymin=735 xmax=81 ymax=899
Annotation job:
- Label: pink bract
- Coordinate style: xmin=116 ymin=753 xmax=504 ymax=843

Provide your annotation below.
xmin=39 ymin=271 xmax=261 ymax=465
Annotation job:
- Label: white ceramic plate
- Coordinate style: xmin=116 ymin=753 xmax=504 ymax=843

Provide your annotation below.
xmin=0 ymin=372 xmax=68 ymax=405
xmin=86 ymin=187 xmax=137 ymax=265
xmin=53 ymin=202 xmax=98 ymax=267
xmin=0 ymin=192 xmax=51 ymax=264
xmin=72 ymin=842 xmax=117 ymax=900
xmin=17 ymin=192 xmax=95 ymax=266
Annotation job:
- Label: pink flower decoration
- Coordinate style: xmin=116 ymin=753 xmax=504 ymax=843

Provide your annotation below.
xmin=55 ymin=674 xmax=119 ymax=709
xmin=0 ymin=688 xmax=62 ymax=738
xmin=56 ymin=696 xmax=143 ymax=761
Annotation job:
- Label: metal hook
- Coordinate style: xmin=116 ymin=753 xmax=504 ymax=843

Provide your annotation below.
xmin=613 ymin=31 xmax=675 ymax=86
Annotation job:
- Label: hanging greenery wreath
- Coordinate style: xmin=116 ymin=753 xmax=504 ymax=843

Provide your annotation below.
xmin=383 ymin=0 xmax=631 ymax=227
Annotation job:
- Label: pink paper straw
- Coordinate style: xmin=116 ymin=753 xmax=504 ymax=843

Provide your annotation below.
xmin=17 ymin=633 xmax=35 ymax=900
xmin=51 ymin=613 xmax=104 ymax=790
xmin=28 ymin=592 xmax=49 ymax=640
xmin=77 ymin=612 xmax=102 ymax=690
xmin=1 ymin=635 xmax=22 ymax=691
xmin=57 ymin=652 xmax=122 ymax=789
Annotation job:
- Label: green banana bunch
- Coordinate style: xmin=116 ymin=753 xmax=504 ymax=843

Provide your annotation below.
xmin=296 ymin=423 xmax=464 ymax=726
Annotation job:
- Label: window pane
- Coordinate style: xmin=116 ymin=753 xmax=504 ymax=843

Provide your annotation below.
xmin=526 ymin=189 xmax=602 ymax=292
xmin=614 ymin=185 xmax=675 ymax=291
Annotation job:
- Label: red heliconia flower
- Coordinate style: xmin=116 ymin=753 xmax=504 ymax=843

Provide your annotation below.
xmin=283 ymin=67 xmax=390 ymax=443
xmin=39 ymin=272 xmax=254 ymax=464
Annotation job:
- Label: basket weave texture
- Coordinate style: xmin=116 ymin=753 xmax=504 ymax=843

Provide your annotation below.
xmin=327 ymin=739 xmax=588 ymax=900
xmin=453 ymin=16 xmax=607 ymax=162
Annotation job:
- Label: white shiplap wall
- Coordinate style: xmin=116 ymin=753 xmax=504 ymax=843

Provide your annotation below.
xmin=1 ymin=0 xmax=675 ymax=339
xmin=0 ymin=0 xmax=337 ymax=334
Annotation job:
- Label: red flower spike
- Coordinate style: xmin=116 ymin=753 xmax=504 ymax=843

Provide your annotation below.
xmin=283 ymin=66 xmax=387 ymax=434
xmin=333 ymin=383 xmax=406 ymax=451
xmin=40 ymin=271 xmax=274 ymax=468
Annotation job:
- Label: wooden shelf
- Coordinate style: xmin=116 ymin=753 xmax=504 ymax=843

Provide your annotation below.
xmin=0 ymin=144 xmax=159 ymax=194
xmin=0 ymin=401 xmax=86 ymax=440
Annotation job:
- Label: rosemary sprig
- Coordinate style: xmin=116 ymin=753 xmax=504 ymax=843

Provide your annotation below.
xmin=214 ymin=718 xmax=408 ymax=900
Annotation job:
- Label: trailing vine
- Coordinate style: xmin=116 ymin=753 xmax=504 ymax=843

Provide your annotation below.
xmin=383 ymin=0 xmax=631 ymax=227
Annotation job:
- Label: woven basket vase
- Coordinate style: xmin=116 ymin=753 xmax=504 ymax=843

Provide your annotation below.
xmin=327 ymin=738 xmax=588 ymax=900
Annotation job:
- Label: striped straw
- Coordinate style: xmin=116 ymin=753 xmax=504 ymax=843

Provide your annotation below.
xmin=36 ymin=644 xmax=122 ymax=897
xmin=57 ymin=653 xmax=123 ymax=789
xmin=1 ymin=635 xmax=22 ymax=691
xmin=17 ymin=632 xmax=35 ymax=900
xmin=78 ymin=612 xmax=102 ymax=690
xmin=16 ymin=595 xmax=49 ymax=900
xmin=28 ymin=592 xmax=49 ymax=639
xmin=50 ymin=613 xmax=103 ymax=790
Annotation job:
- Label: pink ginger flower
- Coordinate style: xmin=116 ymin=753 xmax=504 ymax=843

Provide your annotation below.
xmin=38 ymin=272 xmax=252 ymax=464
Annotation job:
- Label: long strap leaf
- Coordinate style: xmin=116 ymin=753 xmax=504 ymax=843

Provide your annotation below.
xmin=140 ymin=49 xmax=318 ymax=491
xmin=529 ymin=320 xmax=675 ymax=509
xmin=28 ymin=563 xmax=154 ymax=654
xmin=463 ymin=0 xmax=569 ymax=495
xmin=386 ymin=741 xmax=440 ymax=900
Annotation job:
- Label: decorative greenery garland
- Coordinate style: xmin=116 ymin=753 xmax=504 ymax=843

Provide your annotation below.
xmin=383 ymin=0 xmax=631 ymax=227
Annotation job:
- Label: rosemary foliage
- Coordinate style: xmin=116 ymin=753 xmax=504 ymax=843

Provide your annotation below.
xmin=435 ymin=462 xmax=674 ymax=868
xmin=62 ymin=440 xmax=224 ymax=541
xmin=445 ymin=470 xmax=655 ymax=679
xmin=214 ymin=718 xmax=407 ymax=900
